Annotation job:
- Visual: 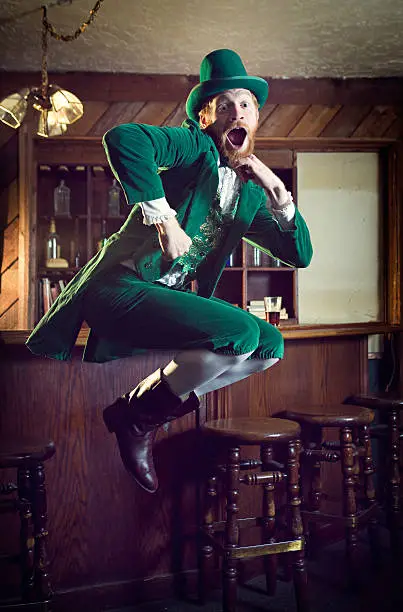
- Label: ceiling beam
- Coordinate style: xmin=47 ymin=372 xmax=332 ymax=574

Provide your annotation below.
xmin=1 ymin=73 xmax=403 ymax=106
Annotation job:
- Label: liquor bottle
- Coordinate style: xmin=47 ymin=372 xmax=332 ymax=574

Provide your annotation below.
xmin=46 ymin=218 xmax=60 ymax=262
xmin=53 ymin=179 xmax=71 ymax=218
xmin=97 ymin=219 xmax=108 ymax=251
xmin=226 ymin=252 xmax=234 ymax=267
xmin=107 ymin=178 xmax=121 ymax=217
xmin=252 ymin=247 xmax=261 ymax=266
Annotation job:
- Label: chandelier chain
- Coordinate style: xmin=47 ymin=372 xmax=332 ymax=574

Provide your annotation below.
xmin=42 ymin=0 xmax=105 ymax=42
xmin=40 ymin=1 xmax=104 ymax=102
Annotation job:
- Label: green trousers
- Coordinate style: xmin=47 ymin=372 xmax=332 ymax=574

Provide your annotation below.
xmin=82 ymin=264 xmax=284 ymax=363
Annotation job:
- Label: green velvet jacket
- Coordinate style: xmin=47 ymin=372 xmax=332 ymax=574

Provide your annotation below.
xmin=26 ymin=119 xmax=313 ymax=362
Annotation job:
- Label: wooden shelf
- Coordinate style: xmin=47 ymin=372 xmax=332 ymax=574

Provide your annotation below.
xmin=39 ymin=267 xmax=79 ymax=276
xmin=246 ymin=267 xmax=295 ymax=272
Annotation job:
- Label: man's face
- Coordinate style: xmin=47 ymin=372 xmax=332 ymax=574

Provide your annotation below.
xmin=200 ymin=88 xmax=259 ymax=166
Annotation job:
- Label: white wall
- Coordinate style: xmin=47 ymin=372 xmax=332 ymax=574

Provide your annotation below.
xmin=297 ymin=152 xmax=382 ymax=324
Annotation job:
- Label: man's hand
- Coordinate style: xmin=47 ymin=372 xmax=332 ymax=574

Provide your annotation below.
xmin=155 ymin=217 xmax=192 ymax=260
xmin=234 ymin=154 xmax=289 ymax=209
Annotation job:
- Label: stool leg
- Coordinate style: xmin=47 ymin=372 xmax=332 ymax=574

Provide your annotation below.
xmin=17 ymin=466 xmax=35 ymax=601
xmin=287 ymin=439 xmax=309 ymax=612
xmin=352 ymin=426 xmax=361 ymax=488
xmin=340 ymin=426 xmax=359 ymax=584
xmin=223 ymin=446 xmax=240 ymax=612
xmin=31 ymin=462 xmax=53 ymax=601
xmin=198 ymin=474 xmax=217 ymax=604
xmin=361 ymin=424 xmax=380 ymax=565
xmin=387 ymin=408 xmax=401 ymax=558
xmin=261 ymin=444 xmax=277 ymax=596
xmin=306 ymin=426 xmax=322 ymax=560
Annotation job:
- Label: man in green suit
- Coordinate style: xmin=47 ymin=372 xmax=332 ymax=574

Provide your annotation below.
xmin=27 ymin=49 xmax=313 ymax=493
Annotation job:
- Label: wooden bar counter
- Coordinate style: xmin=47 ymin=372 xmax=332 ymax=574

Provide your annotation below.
xmin=0 ymin=324 xmax=400 ymax=610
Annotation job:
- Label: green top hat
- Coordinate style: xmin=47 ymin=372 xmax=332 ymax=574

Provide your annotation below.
xmin=186 ymin=49 xmax=269 ymax=121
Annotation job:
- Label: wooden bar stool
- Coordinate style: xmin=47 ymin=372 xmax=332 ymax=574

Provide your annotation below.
xmin=0 ymin=439 xmax=55 ymax=609
xmin=199 ymin=417 xmax=309 ymax=612
xmin=275 ymin=405 xmax=379 ymax=584
xmin=344 ymin=393 xmax=403 ymax=557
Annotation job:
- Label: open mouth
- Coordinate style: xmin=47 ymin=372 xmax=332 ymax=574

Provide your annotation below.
xmin=226 ymin=127 xmax=247 ymax=149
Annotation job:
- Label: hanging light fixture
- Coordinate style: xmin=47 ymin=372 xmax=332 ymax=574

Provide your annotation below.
xmin=0 ymin=1 xmax=104 ymax=137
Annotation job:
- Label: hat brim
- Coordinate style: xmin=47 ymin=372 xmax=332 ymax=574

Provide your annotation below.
xmin=186 ymin=76 xmax=268 ymax=121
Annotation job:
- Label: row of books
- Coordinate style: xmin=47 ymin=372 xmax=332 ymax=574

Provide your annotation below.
xmin=247 ymin=299 xmax=288 ymax=320
xmin=40 ymin=277 xmax=67 ymax=316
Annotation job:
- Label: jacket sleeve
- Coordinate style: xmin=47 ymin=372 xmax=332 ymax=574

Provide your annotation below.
xmin=102 ymin=120 xmax=209 ymax=205
xmin=246 ymin=190 xmax=313 ymax=268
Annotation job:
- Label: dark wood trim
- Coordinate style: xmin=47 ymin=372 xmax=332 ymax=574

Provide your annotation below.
xmin=359 ymin=335 xmax=369 ymax=393
xmin=18 ymin=124 xmax=35 ymax=328
xmin=2 ymin=73 xmax=403 ymax=105
xmin=386 ymin=143 xmax=402 ymax=325
xmin=3 ymin=323 xmax=402 ymax=347
xmin=32 ymin=136 xmax=396 ymax=167
xmin=254 ymin=138 xmax=396 ymax=151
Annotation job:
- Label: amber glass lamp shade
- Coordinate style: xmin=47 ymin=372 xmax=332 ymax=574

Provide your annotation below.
xmin=0 ymin=88 xmax=30 ymax=128
xmin=49 ymin=86 xmax=84 ymax=125
xmin=37 ymin=109 xmax=68 ymax=138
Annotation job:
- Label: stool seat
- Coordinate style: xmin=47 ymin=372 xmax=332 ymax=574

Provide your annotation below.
xmin=345 ymin=393 xmax=403 ymax=411
xmin=0 ymin=438 xmax=55 ymax=468
xmin=279 ymin=404 xmax=374 ymax=427
xmin=202 ymin=417 xmax=301 ymax=444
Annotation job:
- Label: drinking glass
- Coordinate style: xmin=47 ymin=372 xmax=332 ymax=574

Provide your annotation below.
xmin=264 ymin=296 xmax=282 ymax=326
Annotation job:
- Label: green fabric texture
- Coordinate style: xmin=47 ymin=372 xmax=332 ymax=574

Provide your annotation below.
xmin=26 ymin=119 xmax=312 ymax=363
xmin=81 ymin=267 xmax=284 ymax=363
xmin=186 ymin=49 xmax=269 ymax=121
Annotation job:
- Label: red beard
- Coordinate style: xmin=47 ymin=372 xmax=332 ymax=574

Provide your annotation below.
xmin=206 ymin=120 xmax=257 ymax=167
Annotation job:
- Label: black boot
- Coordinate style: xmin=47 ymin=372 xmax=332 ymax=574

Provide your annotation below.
xmin=103 ymin=370 xmax=199 ymax=493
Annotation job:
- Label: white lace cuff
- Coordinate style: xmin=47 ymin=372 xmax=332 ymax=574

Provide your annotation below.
xmin=270 ymin=191 xmax=296 ymax=228
xmin=140 ymin=197 xmax=177 ymax=226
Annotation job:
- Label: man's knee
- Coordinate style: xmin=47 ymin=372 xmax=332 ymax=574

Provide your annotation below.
xmin=226 ymin=314 xmax=261 ymax=355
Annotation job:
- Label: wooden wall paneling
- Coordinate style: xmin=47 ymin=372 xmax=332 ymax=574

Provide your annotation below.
xmin=383 ymin=114 xmax=403 ymax=139
xmin=352 ymin=106 xmax=399 ymax=138
xmin=65 ymin=101 xmax=109 ymax=137
xmin=0 ymin=349 xmax=203 ymax=594
xmin=35 ymin=138 xmax=107 ymax=166
xmin=162 ymin=102 xmax=187 ymax=127
xmin=288 ymin=105 xmax=341 ymax=137
xmin=320 ymin=106 xmax=373 ymax=137
xmin=0 ymin=299 xmax=18 ymax=329
xmin=0 ymin=132 xmax=19 ymax=329
xmin=0 ymin=178 xmax=19 ymax=225
xmin=0 ymin=131 xmax=18 ymax=192
xmin=256 ymin=103 xmax=277 ymax=128
xmin=258 ymin=105 xmax=310 ymax=137
xmin=0 ymin=262 xmax=18 ymax=318
xmin=133 ymin=101 xmax=179 ymax=126
xmin=254 ymin=147 xmax=293 ymax=168
xmin=90 ymin=102 xmax=147 ymax=136
xmin=1 ymin=217 xmax=18 ymax=272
